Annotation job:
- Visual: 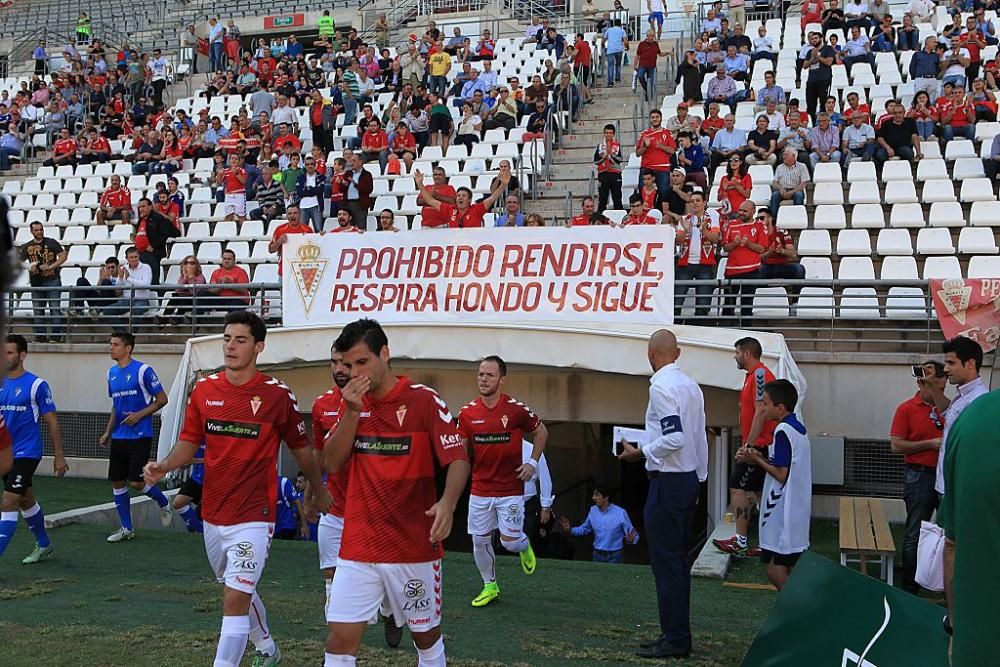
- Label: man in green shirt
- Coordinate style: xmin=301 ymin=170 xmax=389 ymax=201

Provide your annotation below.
xmin=940 ymin=388 xmax=999 ymax=666
xmin=318 ymin=10 xmax=335 ymax=38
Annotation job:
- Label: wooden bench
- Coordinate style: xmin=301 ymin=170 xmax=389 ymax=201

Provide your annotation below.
xmin=839 ymin=497 xmax=897 ymax=585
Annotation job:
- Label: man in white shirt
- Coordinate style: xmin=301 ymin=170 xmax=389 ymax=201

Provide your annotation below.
xmin=148 ymin=49 xmax=170 ymax=106
xmin=270 ymin=95 xmax=299 ymax=132
xmin=619 ymin=329 xmax=708 ymax=660
xmin=479 ymin=59 xmax=499 ymax=91
xmin=104 ymin=246 xmax=153 ymax=327
xmin=940 ymin=45 xmax=970 ymax=92
xmin=907 ymin=0 xmax=934 ymax=20
xmin=522 ymin=439 xmax=553 ymax=545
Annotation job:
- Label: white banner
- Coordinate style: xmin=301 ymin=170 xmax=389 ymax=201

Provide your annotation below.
xmin=281 ymin=226 xmax=675 ymax=327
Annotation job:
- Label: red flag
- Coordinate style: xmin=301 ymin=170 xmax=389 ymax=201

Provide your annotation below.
xmin=930 ymin=278 xmax=1000 ymax=352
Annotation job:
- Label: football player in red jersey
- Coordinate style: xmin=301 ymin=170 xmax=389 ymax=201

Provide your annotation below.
xmin=322 ymin=319 xmax=470 ymax=667
xmin=458 ymin=356 xmax=548 ymax=607
xmin=144 ymin=311 xmax=331 ymax=667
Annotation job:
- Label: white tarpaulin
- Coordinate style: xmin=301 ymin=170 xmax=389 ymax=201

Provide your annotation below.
xmin=280 ymin=226 xmax=676 ymax=327
xmin=158 ymin=322 xmax=806 ymax=459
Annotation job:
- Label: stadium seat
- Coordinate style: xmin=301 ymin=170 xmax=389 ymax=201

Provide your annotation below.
xmin=839 ymin=288 xmax=881 ymax=319
xmin=876 ymin=229 xmax=913 ymax=255
xmin=813 ymin=205 xmax=847 ymax=229
xmin=66 ymin=245 xmax=91 ymax=265
xmin=884 ymin=181 xmax=918 ymax=205
xmin=968 ymin=255 xmax=1000 ymax=277
xmin=922 ymin=256 xmax=963 ymax=279
xmin=241 ymin=220 xmax=265 ymax=238
xmin=952 ymin=158 xmax=985 ymax=181
xmin=915 ymin=228 xmax=955 ymax=255
xmin=957 ymin=228 xmax=999 ymax=255
xmin=169 ymin=242 xmax=195 ymax=261
xmin=812 ymin=162 xmax=841 ymax=183
xmin=837 ymin=256 xmax=875 ymax=280
xmin=959 ymin=179 xmax=996 ymax=202
xmin=85 ymin=226 xmax=110 ymax=243
xmin=847 ymin=182 xmax=880 ymax=205
xmin=919 ymin=141 xmax=942 ymax=159
xmin=888 ymin=203 xmax=924 ymax=228
xmin=880 ymin=256 xmax=919 ymax=280
xmin=253 ymin=263 xmax=279 ymax=283
xmin=944 ymin=140 xmax=976 ymax=160
xmin=797 ymin=230 xmax=832 ymax=255
xmin=927 ymin=202 xmax=965 ymax=228
xmin=110 ymin=226 xmax=133 ymax=242
xmin=797 ymin=287 xmax=835 ymax=319
xmin=798 ymin=256 xmax=831 ymax=282
xmin=186 ymin=222 xmax=211 ymax=240
xmin=197 ymin=242 xmax=222 ymax=262
xmin=921 ymin=180 xmax=957 ymax=203
xmin=882 ymin=160 xmax=914 ymax=182
xmin=752 ymin=287 xmax=789 ymax=318
xmin=915 ymin=159 xmax=947 ymax=182
xmin=213 ymin=221 xmax=237 ymax=239
xmin=885 ymin=287 xmax=927 ymax=319
xmin=836 ymin=230 xmax=873 ymax=256
xmin=969 ymin=201 xmax=1000 ymax=226
xmin=776 ymin=205 xmax=808 ymax=229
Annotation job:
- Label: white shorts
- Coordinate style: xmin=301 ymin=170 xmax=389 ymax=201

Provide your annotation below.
xmin=204 ymin=521 xmax=273 ymax=595
xmin=467 ymin=494 xmax=524 ymax=537
xmin=327 ymin=559 xmax=442 ymax=632
xmin=224 ymin=192 xmax=247 ymax=217
xmin=318 ymin=513 xmax=344 ymax=570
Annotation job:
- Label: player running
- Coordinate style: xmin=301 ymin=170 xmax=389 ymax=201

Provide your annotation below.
xmin=322 ymin=318 xmax=470 ymax=667
xmin=458 ymin=355 xmax=549 ymax=607
xmin=144 ymin=311 xmax=332 ymax=667
xmin=0 ymin=334 xmax=67 ymax=563
xmin=172 ymin=444 xmax=205 ymax=533
xmin=102 ymin=331 xmax=171 ymax=542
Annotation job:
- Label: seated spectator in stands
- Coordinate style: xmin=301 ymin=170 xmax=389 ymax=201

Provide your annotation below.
xmin=969 ymin=77 xmax=998 ymax=121
xmin=636 ymin=171 xmax=661 ymax=214
xmin=801 ymin=0 xmax=824 ymax=30
xmin=710 ymin=114 xmax=748 ymax=170
xmin=706 ymin=65 xmax=747 ymax=113
xmin=553 ymin=71 xmax=581 ymax=118
xmin=251 ymin=161 xmax=285 ymax=223
xmin=414 ymin=168 xmax=510 ymax=227
xmin=570 ymin=196 xmax=598 ymax=226
xmin=778 ymin=113 xmax=810 ymax=165
xmin=751 ymin=25 xmax=777 ymax=66
xmin=874 ymin=105 xmax=921 ymax=166
xmin=39 ymin=101 xmax=65 ymax=136
xmin=157 ymin=255 xmax=206 ymax=327
xmin=496 ymin=195 xmax=525 ymax=227
xmin=758 ymin=209 xmax=805 ymax=283
xmin=621 ymin=193 xmax=659 ymax=225
xmin=330 ymin=208 xmax=361 ymax=233
xmin=79 ymin=128 xmax=111 ymax=164
xmin=940 ymin=42 xmax=971 ymax=91
xmin=723 ymin=45 xmax=750 ymax=86
xmin=490 ymin=161 xmax=519 ymax=201
xmin=676 ymin=131 xmax=708 ymax=188
xmin=894 ymin=14 xmax=919 ymax=52
xmin=785 ymin=98 xmax=810 ymax=126
xmin=153 ymin=190 xmax=181 ymax=233
xmin=843 ymin=0 xmax=871 ymax=31
xmin=150 ymin=129 xmax=183 ymax=175
xmin=769 ymin=148 xmax=810 ymax=220
xmin=388 ymin=121 xmax=416 ymax=173
xmin=207 ymin=249 xmax=251 ymax=311
xmin=938 ymin=85 xmax=975 ymax=141
xmin=96 ymin=175 xmax=132 ymax=227
xmin=71 ymin=256 xmax=120 ymax=316
xmin=957 ymin=16 xmax=987 ymax=78
xmin=842 ymin=25 xmax=874 ymax=74
xmin=760 ymin=98 xmax=787 ymax=131
xmin=754 ymin=71 xmax=786 ymax=114
xmin=821 ymin=0 xmax=846 ymax=33
xmin=104 ymin=247 xmax=154 ymax=327
xmin=483 ymin=86 xmax=519 ymax=133
xmin=906 ymin=91 xmax=936 ymax=139
xmin=403 ymin=105 xmax=430 ymax=152
xmin=43 ymin=127 xmax=77 ymax=168
xmin=417 ymin=166 xmax=457 ymax=229
xmin=702 ymin=9 xmax=722 ymax=36
xmin=807 ymin=112 xmax=842 ymax=169
xmin=841 ymin=109 xmax=876 ymax=164
xmin=718 ymin=154 xmax=752 ymax=213
xmin=445 ymin=26 xmax=466 ymax=55
xmin=131 ymin=130 xmax=164 ymax=176
xmin=746 ymin=115 xmax=779 ymax=165
xmin=359 ymin=118 xmax=388 ymax=169
xmin=666 ymin=102 xmax=696 ymax=135
xmin=455 ymin=103 xmax=483 ymax=150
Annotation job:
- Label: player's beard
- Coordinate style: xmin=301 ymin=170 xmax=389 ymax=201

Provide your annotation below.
xmin=333 ymin=373 xmax=350 ymax=389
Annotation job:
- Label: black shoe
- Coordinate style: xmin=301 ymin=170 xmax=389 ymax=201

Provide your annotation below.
xmin=383 ymin=613 xmax=403 ymax=648
xmin=639 ymin=635 xmax=665 ymax=649
xmin=636 ymin=638 xmax=690 ymax=659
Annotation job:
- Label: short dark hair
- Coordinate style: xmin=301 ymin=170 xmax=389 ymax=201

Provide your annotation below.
xmin=105 ymin=256 xmax=120 ymax=266
xmin=111 ymin=330 xmax=136 ymax=350
xmin=763 ymin=379 xmax=798 ymax=412
xmin=222 ymin=248 xmax=236 ymax=260
xmin=457 ymin=186 xmax=474 ymax=199
xmin=6 ymin=333 xmax=27 ymax=354
xmin=593 ymin=483 xmax=612 ymax=499
xmin=735 ymin=336 xmax=763 ymax=359
xmin=334 ymin=318 xmax=388 ymax=355
xmin=125 ymin=245 xmax=139 ymax=256
xmin=603 ymin=123 xmax=616 ymax=132
xmin=942 ymin=336 xmax=983 ymax=371
xmin=224 ymin=310 xmax=267 ymax=343
xmin=29 ymin=221 xmax=43 ymax=230
xmin=481 ymin=355 xmax=507 ymax=376
xmin=629 ymin=193 xmax=642 ymax=205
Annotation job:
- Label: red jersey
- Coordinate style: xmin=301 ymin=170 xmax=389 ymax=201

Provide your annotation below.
xmin=701 ymin=115 xmax=725 ymax=138
xmin=180 ymin=372 xmax=309 ymax=526
xmin=101 ymin=186 xmax=131 ymax=209
xmin=440 ymin=202 xmax=486 ymax=228
xmin=391 ymin=132 xmax=416 ymax=152
xmin=639 ymin=186 xmax=659 ymax=212
xmin=784 ymin=110 xmax=809 ymax=126
xmin=222 ymin=167 xmax=247 ymax=194
xmin=90 ymin=136 xmax=111 ymax=153
xmin=420 ymin=184 xmax=457 ymax=228
xmin=621 ymin=213 xmax=658 ymax=225
xmin=762 ymin=225 xmax=794 ymax=265
xmin=595 ymin=140 xmax=621 ymax=174
xmin=637 ymin=127 xmax=675 ymax=171
xmin=361 ymin=130 xmax=389 ymax=152
xmin=134 ymin=217 xmax=151 ymax=253
xmin=210 ymin=266 xmax=251 ymax=300
xmin=723 ymin=219 xmax=765 ymax=276
xmin=53 ymin=138 xmax=77 ymax=156
xmin=740 ymin=362 xmax=777 ymax=448
xmin=312 ymin=387 xmax=349 ymax=517
xmin=331 ymin=225 xmax=362 ymax=233
xmin=890 ymin=392 xmax=942 ymax=468
xmin=571 ymin=213 xmax=591 ymax=226
xmin=271 ymin=222 xmax=312 ymax=275
xmin=339 ymin=376 xmax=468 ymax=563
xmin=574 ymin=40 xmax=593 ymax=67
xmin=330 ymin=171 xmax=348 ymax=203
xmin=458 ymin=394 xmax=541 ymax=498
xmin=677 ymin=210 xmax=721 ymax=267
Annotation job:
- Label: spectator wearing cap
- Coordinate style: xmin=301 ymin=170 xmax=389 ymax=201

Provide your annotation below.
xmin=840 ymin=110 xmax=876 ymax=165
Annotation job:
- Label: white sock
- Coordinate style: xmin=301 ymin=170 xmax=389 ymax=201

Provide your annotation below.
xmin=501 ymin=534 xmax=529 ymax=554
xmin=249 ymin=592 xmax=276 ymax=655
xmin=416 ymin=637 xmax=446 ymax=667
xmin=324 ymin=653 xmax=357 ymax=666
xmin=21 ymin=503 xmax=41 ymax=519
xmin=472 ymin=534 xmax=496 ymax=584
xmin=213 ymin=615 xmax=250 ymax=667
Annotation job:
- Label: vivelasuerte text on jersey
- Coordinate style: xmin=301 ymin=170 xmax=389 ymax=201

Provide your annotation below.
xmin=458 ymin=394 xmax=541 ymax=498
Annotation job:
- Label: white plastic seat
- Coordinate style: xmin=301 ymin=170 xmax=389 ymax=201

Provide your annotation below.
xmin=921 ymin=180 xmax=957 ymax=203
xmin=837 ymin=257 xmax=875 ymax=280
xmin=969 ymin=201 xmax=1000 ymax=226
xmin=812 ymin=162 xmax=842 ymax=183
xmin=797 ymin=230 xmax=832 ymax=256
xmin=944 ymin=140 xmax=976 ymax=160
xmin=874 ymin=228 xmax=914 ymax=255
xmin=919 ymin=141 xmax=942 ymax=159
xmin=881 ymin=160 xmax=914 ymax=182
xmin=923 ymin=256 xmax=962 ymax=279
xmin=953 ymin=158 xmax=985 ymax=181
xmin=849 ymin=204 xmax=884 ymax=229
xmin=752 ymin=287 xmax=789 ymax=318
xmin=109 ymin=226 xmax=133 ymax=242
xmin=839 ymin=287 xmax=881 ymax=319
xmin=967 ymin=256 xmax=1000 ymax=277
xmin=253 ymin=263 xmax=279 ymax=283
xmin=814 ymin=182 xmax=846 ymax=205
xmin=915 ymin=159 xmax=947 ymax=182
xmin=775 ymin=205 xmax=808 ymax=229
xmin=797 ymin=287 xmax=835 ymax=319
xmin=85 ymin=226 xmax=110 ymax=243
xmin=960 ymin=179 xmax=996 ymax=202
xmin=65 ymin=245 xmax=91 ymax=265
xmin=880 ymin=256 xmax=919 ymax=280
xmin=185 ymin=222 xmax=211 ymax=241
xmin=212 ymin=221 xmax=238 ymax=239
xmin=888 ymin=203 xmax=924 ymax=229
xmin=251 ymin=241 xmax=272 ymax=261
xmin=196 ymin=241 xmax=222 ymax=262
xmin=927 ymin=202 xmax=965 ymax=228
xmin=168 ymin=242 xmax=194 ymax=261
xmin=915 ymin=228 xmax=955 ymax=255
xmin=836 ymin=229 xmax=874 ymax=256
xmin=240 ymin=220 xmax=265 ymax=238
xmin=957 ymin=228 xmax=999 ymax=255
xmin=884 ymin=181 xmax=918 ymax=205
xmin=885 ymin=287 xmax=927 ymax=319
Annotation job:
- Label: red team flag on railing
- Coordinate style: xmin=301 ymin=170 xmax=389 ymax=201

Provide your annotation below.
xmin=929 ymin=278 xmax=1000 ymax=352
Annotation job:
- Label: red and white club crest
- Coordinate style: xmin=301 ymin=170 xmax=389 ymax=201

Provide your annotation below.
xmin=396 ymin=404 xmax=407 ymax=427
xmin=250 ymin=395 xmax=262 ymax=416
xmin=500 ymin=415 xmax=509 ymax=428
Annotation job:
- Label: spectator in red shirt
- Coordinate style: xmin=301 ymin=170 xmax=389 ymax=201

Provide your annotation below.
xmin=268 ymin=204 xmax=311 ymax=275
xmin=43 ymin=127 xmax=77 ymax=167
xmin=939 ymin=84 xmax=975 ymax=142
xmin=153 ymin=190 xmax=182 ymax=232
xmin=414 ymin=168 xmax=510 ymax=228
xmin=96 ymin=175 xmax=132 ymax=228
xmin=635 ymin=29 xmax=667 ymax=103
xmin=716 ymin=154 xmax=752 ymax=214
xmin=757 ymin=209 xmax=804 ymax=281
xmin=636 ymin=109 xmax=676 ymax=196
xmin=620 ymin=193 xmax=659 ymax=225
xmin=208 ymin=248 xmax=252 ymax=311
xmin=570 ymin=196 xmax=597 ymax=226
xmin=79 ymin=128 xmax=111 ymax=164
xmin=701 ymin=102 xmax=725 ymax=140
xmin=594 ymin=124 xmax=624 ymax=212
xmin=783 ymin=99 xmax=810 ymax=127
xmin=418 ymin=166 xmax=457 ymax=228
xmin=721 ymin=200 xmax=767 ymax=320
xmin=332 ymin=208 xmax=363 ymax=232
xmin=389 ymin=121 xmax=417 ymax=172
xmin=272 ymin=123 xmax=302 ymax=152
xmin=573 ymin=34 xmax=594 ymax=105
xmin=360 ymin=119 xmax=389 ymax=170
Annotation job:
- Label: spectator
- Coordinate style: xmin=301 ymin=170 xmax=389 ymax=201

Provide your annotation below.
xmin=208 ymin=18 xmax=224 ymax=72
xmin=71 ymin=256 xmax=122 ymax=316
xmin=268 ymin=204 xmax=310 ymax=275
xmin=909 ymin=37 xmax=940 ymax=98
xmin=751 ymin=26 xmax=777 ymax=67
xmin=843 ymin=0 xmax=871 ymax=31
xmin=251 ymin=161 xmax=285 ymax=223
xmin=414 ymin=169 xmax=510 ymax=227
xmin=803 ymin=32 xmax=835 ymax=122
xmin=603 ymin=19 xmax=628 ymax=87
xmin=717 ymin=154 xmax=751 ymax=213
xmin=105 ymin=246 xmax=154 ymax=327
xmin=807 ymin=112 xmax=842 ymax=169
xmin=205 ymin=248 xmax=251 ymax=313
xmin=157 ymin=255 xmax=206 ymax=326
xmin=96 ymin=175 xmax=132 ymax=228
xmin=417 ymin=166 xmax=457 ymax=230
xmin=801 ymin=0 xmax=824 ymax=30
xmin=754 ymin=71 xmax=786 ymax=113
xmin=473 ymin=29 xmax=496 ymax=60
xmin=983 ymin=131 xmax=1000 ymax=181
xmin=761 ymin=99 xmax=787 ymax=131
xmin=841 ymin=110 xmax=876 ymax=164
xmin=821 ymin=0 xmax=846 ymax=32
xmin=0 ymin=122 xmax=24 ymax=171
xmin=483 ymin=86 xmax=519 ymax=132
xmin=637 ymin=171 xmax=661 ymax=213
xmin=489 ymin=161 xmax=519 ymax=202
xmin=153 ymin=190 xmax=181 ymax=233
xmin=674 ymin=190 xmax=721 ymax=318
xmin=940 ymin=41 xmax=971 ymax=91
xmin=427 ymin=93 xmax=453 ymax=152
xmin=777 ymin=113 xmax=810 ymax=165
xmin=705 ymin=65 xmax=747 ymax=113
xmin=676 ymin=132 xmax=707 ymax=188
xmin=595 ymin=124 xmax=624 ymax=211
xmin=675 ymin=49 xmax=703 ymax=104
xmin=746 ymin=115 xmax=779 ymax=166
xmin=722 ymin=200 xmax=767 ymax=319
xmin=151 ymin=129 xmax=183 ymax=175
xmin=522 ymin=100 xmax=549 ymax=143
xmin=889 ymin=361 xmax=945 ymax=594
xmin=570 ymin=196 xmax=598 ymax=226
xmin=553 ymin=72 xmax=580 ymax=117
xmin=372 ymin=209 xmax=398 ymax=232
xmin=722 ymin=45 xmax=750 ymax=85
xmin=296 ymin=155 xmax=326 ymax=233
xmin=559 ymin=485 xmax=639 ymax=563
xmin=621 ymin=193 xmax=659 ymax=225
xmin=343 ymin=153 xmax=374 ymax=226
xmin=907 ymin=90 xmax=936 ymax=139
xmin=19 ymin=221 xmax=66 ymax=343
xmin=701 ymin=103 xmax=726 ymax=143
xmin=636 ymin=109 xmax=676 ymax=193
xmin=969 ymin=77 xmax=998 ymax=121
xmin=495 ymin=195 xmax=525 ymax=227
xmin=938 ymin=86 xmax=975 ymax=141
xmin=79 ymin=127 xmax=112 ymax=164
xmin=134 ymin=197 xmax=180 ymax=284
xmin=702 ymin=9 xmax=722 ymax=36
xmin=874 ymin=105 xmax=921 ymax=166
xmin=636 ymin=30 xmax=667 ymax=102
xmin=455 ymin=103 xmax=483 ymax=150
xmin=758 ymin=209 xmax=805 ymax=285
xmin=896 ymin=14 xmax=920 ymax=52
xmin=710 ymin=114 xmax=748 ymax=170
xmin=769 ymin=148 xmax=810 ymax=219
xmin=43 ymin=127 xmax=77 ymax=168
xmin=842 ymin=25 xmax=873 ymax=75
xmin=956 ymin=17 xmax=986 ymax=82
xmin=221 ymin=153 xmax=248 ymax=223
xmin=667 ymin=102 xmax=697 ymax=135
xmin=131 ymin=130 xmax=164 ymax=176
xmin=33 ymin=39 xmax=47 ymax=76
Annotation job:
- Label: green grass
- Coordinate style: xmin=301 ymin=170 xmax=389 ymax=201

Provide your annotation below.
xmin=21 ymin=475 xmax=112 ymax=515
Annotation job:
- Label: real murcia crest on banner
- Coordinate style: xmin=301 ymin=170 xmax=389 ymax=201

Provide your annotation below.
xmin=290 ymin=242 xmax=327 ymax=316
xmin=936 ymin=278 xmax=973 ymax=325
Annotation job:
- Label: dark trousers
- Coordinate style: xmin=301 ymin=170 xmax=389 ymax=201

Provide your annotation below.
xmin=805 ymin=78 xmax=831 ymax=123
xmin=312 ymin=125 xmax=332 ymax=155
xmin=597 ymin=171 xmax=623 ymax=211
xmin=723 ymin=269 xmax=760 ymax=320
xmin=139 ymin=251 xmax=162 ymax=285
xmin=902 ymin=464 xmax=938 ymax=589
xmin=644 ymin=471 xmax=699 ymax=648
xmin=346 ymin=201 xmax=369 ymax=229
xmin=675 ymin=263 xmax=715 ymax=319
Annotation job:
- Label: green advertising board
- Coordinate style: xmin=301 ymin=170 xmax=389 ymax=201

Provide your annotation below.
xmin=742 ymin=552 xmax=948 ymax=667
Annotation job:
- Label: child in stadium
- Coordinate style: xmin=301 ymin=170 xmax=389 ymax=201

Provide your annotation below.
xmin=736 ymin=379 xmax=811 ymax=591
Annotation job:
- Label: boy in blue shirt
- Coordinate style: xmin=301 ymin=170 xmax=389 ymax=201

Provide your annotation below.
xmin=0 ymin=334 xmax=67 ymax=564
xmin=102 ymin=331 xmax=170 ymax=542
xmin=559 ymin=484 xmax=639 ymax=563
